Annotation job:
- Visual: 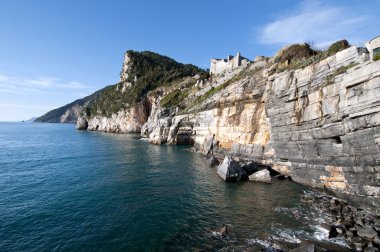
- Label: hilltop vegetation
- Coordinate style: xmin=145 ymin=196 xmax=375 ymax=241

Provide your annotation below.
xmin=35 ymin=87 xmax=108 ymax=123
xmin=86 ymin=51 xmax=206 ymax=117
xmin=37 ymin=39 xmax=355 ymax=122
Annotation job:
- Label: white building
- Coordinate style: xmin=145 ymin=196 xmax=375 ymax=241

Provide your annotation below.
xmin=210 ymin=52 xmax=250 ymax=75
xmin=365 ymin=36 xmax=380 ymax=60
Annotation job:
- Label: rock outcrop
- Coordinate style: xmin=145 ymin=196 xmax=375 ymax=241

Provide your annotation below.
xmin=35 ymin=87 xmax=106 ymax=123
xmin=82 ymin=98 xmax=151 ymax=133
xmin=248 ymin=169 xmax=271 ymax=183
xmin=140 ymin=45 xmax=380 ymax=210
xmin=48 ymin=41 xmax=380 ymax=211
xmin=217 ymin=157 xmax=248 ymax=181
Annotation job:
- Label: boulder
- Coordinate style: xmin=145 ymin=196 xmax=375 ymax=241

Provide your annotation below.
xmin=207 ymin=156 xmax=220 ymax=167
xmin=249 ymin=169 xmax=271 ymax=183
xmin=329 ymin=224 xmax=345 ymax=238
xmin=217 ymin=157 xmax=248 ymax=182
xmin=241 ymin=161 xmax=262 ymax=175
xmin=218 ymin=226 xmax=227 ymax=236
xmin=357 ymin=227 xmax=378 ymax=239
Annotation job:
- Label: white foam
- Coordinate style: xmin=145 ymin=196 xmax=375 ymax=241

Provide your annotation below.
xmin=274 ymin=229 xmax=301 ymax=244
xmin=247 ymin=238 xmax=281 ymax=250
xmin=312 ymin=225 xmax=329 ymax=240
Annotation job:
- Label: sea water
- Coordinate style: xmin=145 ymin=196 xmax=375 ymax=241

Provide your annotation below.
xmin=0 ymin=123 xmax=331 ymax=251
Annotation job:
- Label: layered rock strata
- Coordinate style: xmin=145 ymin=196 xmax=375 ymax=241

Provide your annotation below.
xmin=141 ymin=47 xmax=380 ymax=210
xmin=74 ymin=45 xmax=380 ymax=211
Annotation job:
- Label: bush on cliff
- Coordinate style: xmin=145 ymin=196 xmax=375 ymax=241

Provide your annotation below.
xmin=275 ymin=40 xmax=352 ymax=72
xmin=276 ymin=43 xmax=317 ymax=64
xmin=160 ymin=89 xmax=190 ymax=108
xmin=327 ymin=40 xmax=350 ymax=56
xmin=87 ymin=51 xmax=206 ymax=117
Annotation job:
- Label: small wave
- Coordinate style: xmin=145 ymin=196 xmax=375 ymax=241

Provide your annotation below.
xmin=247 ymin=238 xmax=282 ymax=251
xmin=272 ymin=229 xmax=301 ymax=244
xmin=312 ymin=225 xmax=329 ymax=240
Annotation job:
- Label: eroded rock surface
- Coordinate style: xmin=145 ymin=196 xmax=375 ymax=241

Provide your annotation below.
xmin=71 ymin=45 xmax=380 ymax=210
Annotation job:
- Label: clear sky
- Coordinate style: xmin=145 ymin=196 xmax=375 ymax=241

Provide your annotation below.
xmin=0 ymin=0 xmax=378 ymax=121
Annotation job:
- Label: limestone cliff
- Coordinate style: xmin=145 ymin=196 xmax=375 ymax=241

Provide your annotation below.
xmin=139 ymin=45 xmax=380 ymax=210
xmin=76 ymin=50 xmax=206 ymax=133
xmin=35 ymin=87 xmax=107 ymax=123
xmin=72 ymin=42 xmax=380 ymax=210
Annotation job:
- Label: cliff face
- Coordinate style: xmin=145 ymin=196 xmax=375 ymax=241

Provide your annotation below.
xmin=139 ymin=46 xmax=380 ymax=210
xmin=86 ymin=98 xmax=151 ymax=133
xmin=76 ymin=50 xmax=206 ymax=133
xmin=73 ymin=44 xmax=380 ymax=210
xmin=35 ymin=88 xmax=106 ymax=123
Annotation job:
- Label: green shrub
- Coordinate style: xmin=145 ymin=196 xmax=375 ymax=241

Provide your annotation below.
xmin=324 ymin=62 xmax=359 ymax=87
xmin=183 ymin=66 xmax=262 ymax=113
xmin=86 ymin=51 xmax=206 ymax=116
xmin=275 ymin=40 xmax=351 ymax=72
xmin=278 ymin=44 xmax=316 ymax=64
xmin=160 ymin=89 xmax=190 ymax=108
xmin=327 ymin=40 xmax=350 ymax=56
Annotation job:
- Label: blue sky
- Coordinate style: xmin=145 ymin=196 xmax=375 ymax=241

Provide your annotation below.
xmin=0 ymin=0 xmax=378 ymax=121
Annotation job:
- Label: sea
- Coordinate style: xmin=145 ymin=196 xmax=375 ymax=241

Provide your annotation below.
xmin=0 ymin=122 xmax=343 ymax=251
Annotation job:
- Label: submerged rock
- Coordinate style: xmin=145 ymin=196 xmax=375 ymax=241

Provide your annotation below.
xmin=249 ymin=169 xmax=271 ymax=183
xmin=217 ymin=157 xmax=248 ymax=182
xmin=207 ymin=156 xmax=220 ymax=167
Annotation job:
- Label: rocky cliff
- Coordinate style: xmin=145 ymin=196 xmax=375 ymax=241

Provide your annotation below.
xmin=76 ymin=50 xmax=206 ymax=132
xmin=35 ymin=86 xmax=108 ymax=123
xmin=76 ymin=43 xmax=380 ymax=210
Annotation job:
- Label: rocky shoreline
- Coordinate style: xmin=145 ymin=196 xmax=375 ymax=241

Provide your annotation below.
xmin=71 ymin=44 xmax=380 ymax=212
xmin=200 ymin=153 xmax=380 ymax=252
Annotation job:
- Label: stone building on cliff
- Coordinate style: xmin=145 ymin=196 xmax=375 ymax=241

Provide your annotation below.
xmin=365 ymin=36 xmax=380 ymax=60
xmin=210 ymin=52 xmax=250 ymax=75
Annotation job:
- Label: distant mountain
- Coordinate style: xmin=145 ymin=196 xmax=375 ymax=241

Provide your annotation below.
xmin=34 ymin=87 xmax=108 ymax=123
xmin=24 ymin=117 xmax=38 ymax=122
xmin=36 ymin=50 xmax=206 ymax=123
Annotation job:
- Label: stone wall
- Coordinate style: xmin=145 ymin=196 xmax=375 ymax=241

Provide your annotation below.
xmin=210 ymin=52 xmax=250 ymax=75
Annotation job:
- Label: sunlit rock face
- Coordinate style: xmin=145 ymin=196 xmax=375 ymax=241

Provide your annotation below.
xmin=142 ymin=46 xmax=380 ymax=210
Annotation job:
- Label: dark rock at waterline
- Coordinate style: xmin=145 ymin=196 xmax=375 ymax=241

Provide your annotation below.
xmin=300 ymin=192 xmax=380 ymax=251
xmin=207 ymin=156 xmax=220 ymax=167
xmin=217 ymin=157 xmax=248 ymax=182
xmin=311 ymin=240 xmax=353 ymax=252
xmin=76 ymin=116 xmax=88 ymax=130
xmin=289 ymin=242 xmax=316 ymax=252
xmin=241 ymin=161 xmax=263 ymax=175
xmin=267 ymin=167 xmax=281 ymax=176
xmin=132 ymin=136 xmax=142 ymax=140
xmin=275 ymin=174 xmax=286 ymax=180
xmin=188 ymin=147 xmax=198 ymax=153
xmin=218 ymin=226 xmax=227 ymax=236
xmin=329 ymin=224 xmax=345 ymax=238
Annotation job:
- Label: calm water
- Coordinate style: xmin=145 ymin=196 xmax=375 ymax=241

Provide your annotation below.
xmin=0 ymin=123 xmax=329 ymax=251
